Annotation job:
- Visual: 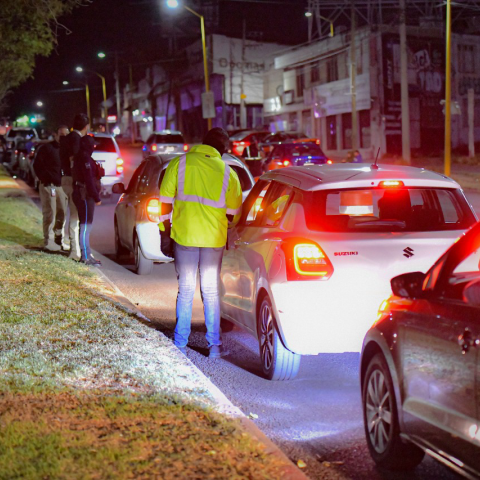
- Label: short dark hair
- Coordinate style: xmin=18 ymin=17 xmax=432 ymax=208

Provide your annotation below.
xmin=72 ymin=113 xmax=89 ymax=131
xmin=202 ymin=127 xmax=229 ymax=156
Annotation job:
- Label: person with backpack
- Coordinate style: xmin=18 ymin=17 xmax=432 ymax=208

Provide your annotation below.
xmin=72 ymin=134 xmax=102 ymax=266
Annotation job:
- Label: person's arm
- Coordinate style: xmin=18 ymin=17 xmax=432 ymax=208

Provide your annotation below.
xmin=83 ymin=155 xmax=101 ymax=203
xmin=225 ymin=169 xmax=242 ymax=226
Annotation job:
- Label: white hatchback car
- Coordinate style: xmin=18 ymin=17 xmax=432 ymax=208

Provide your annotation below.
xmin=220 ymin=163 xmax=478 ymax=380
xmin=91 ymin=133 xmax=124 ymax=197
xmin=113 ymin=153 xmax=255 ymax=275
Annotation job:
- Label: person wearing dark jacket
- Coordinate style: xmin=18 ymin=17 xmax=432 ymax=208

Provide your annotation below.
xmin=72 ymin=135 xmax=102 ymax=266
xmin=60 ymin=113 xmax=89 ymax=260
xmin=34 ymin=125 xmax=69 ymax=251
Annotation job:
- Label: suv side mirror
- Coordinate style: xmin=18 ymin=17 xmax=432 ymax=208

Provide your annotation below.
xmin=463 ymin=278 xmax=480 ymax=306
xmin=391 ymin=271 xmax=426 ymax=299
xmin=112 ymin=182 xmax=125 ymax=194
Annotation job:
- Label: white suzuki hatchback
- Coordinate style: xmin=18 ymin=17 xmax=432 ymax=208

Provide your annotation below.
xmin=113 ymin=153 xmax=255 ymax=275
xmin=220 ymin=163 xmax=477 ymax=380
xmin=91 ymin=133 xmax=124 ymax=197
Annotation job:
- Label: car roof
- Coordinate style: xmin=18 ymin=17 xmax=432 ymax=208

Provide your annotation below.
xmin=261 ymin=163 xmax=461 ymax=191
xmin=151 ymin=130 xmax=183 ymax=135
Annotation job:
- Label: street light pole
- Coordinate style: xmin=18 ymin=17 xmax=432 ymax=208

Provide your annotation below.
xmin=444 ymin=0 xmax=452 ymax=176
xmin=85 ymin=83 xmax=92 ymax=122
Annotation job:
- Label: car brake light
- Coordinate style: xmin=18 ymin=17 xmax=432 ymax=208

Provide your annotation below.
xmin=327 ymin=159 xmax=333 ymax=164
xmin=281 ymin=239 xmax=333 ymax=281
xmin=283 ymin=159 xmax=291 ymax=166
xmin=316 ymin=139 xmax=320 ymax=145
xmin=146 ymin=198 xmax=160 ymax=223
xmin=116 ymin=166 xmax=124 ymax=174
xmin=152 ymin=144 xmax=157 ymax=152
xmin=116 ymin=158 xmax=124 ymax=166
xmin=379 ymin=180 xmax=404 ymax=188
xmin=183 ymin=144 xmax=189 ymax=152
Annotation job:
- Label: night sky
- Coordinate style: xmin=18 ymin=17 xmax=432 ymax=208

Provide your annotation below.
xmin=8 ymin=0 xmax=309 ymax=129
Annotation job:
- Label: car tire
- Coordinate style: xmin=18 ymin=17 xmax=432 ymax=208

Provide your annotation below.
xmin=363 ymin=353 xmax=424 ymax=471
xmin=257 ymin=295 xmax=300 ymax=381
xmin=134 ymin=235 xmax=153 ymax=275
xmin=114 ymin=219 xmax=128 ymax=261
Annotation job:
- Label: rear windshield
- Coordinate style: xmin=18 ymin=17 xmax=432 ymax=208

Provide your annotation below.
xmin=7 ymin=129 xmax=35 ymax=138
xmin=93 ymin=137 xmax=117 ymax=153
xmin=148 ymin=134 xmax=184 ymax=144
xmin=230 ymin=165 xmax=254 ymax=192
xmin=284 ymin=144 xmax=325 ymax=157
xmin=304 ymin=187 xmax=476 ymax=232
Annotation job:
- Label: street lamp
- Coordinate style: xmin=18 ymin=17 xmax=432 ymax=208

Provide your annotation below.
xmin=76 ymin=66 xmax=109 ymax=132
xmin=36 ymin=101 xmax=43 ymax=107
xmin=166 ymin=0 xmax=212 ymax=130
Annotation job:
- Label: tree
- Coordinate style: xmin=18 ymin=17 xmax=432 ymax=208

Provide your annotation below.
xmin=0 ymin=0 xmax=86 ymax=109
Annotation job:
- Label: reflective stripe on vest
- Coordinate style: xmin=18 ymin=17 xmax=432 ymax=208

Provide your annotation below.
xmin=177 ymin=154 xmax=231 ymax=209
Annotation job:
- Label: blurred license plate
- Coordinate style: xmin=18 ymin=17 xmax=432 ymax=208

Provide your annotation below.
xmin=165 ymin=146 xmax=175 ymax=153
xmin=304 ymin=162 xmax=313 ymax=165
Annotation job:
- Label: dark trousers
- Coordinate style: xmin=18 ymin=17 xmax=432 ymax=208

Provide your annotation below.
xmin=72 ymin=187 xmax=96 ymax=260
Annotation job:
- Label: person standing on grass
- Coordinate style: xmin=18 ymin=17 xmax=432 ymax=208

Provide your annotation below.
xmin=60 ymin=113 xmax=89 ymax=261
xmin=72 ymin=135 xmax=102 ymax=266
xmin=159 ymin=128 xmax=242 ymax=358
xmin=34 ymin=125 xmax=70 ymax=252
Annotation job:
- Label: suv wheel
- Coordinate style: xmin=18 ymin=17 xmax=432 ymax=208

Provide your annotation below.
xmin=134 ymin=235 xmax=153 ymax=275
xmin=363 ymin=353 xmax=424 ymax=470
xmin=257 ymin=296 xmax=300 ymax=381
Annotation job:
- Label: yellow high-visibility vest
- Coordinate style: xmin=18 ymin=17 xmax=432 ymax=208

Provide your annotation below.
xmin=159 ymin=144 xmax=242 ymax=248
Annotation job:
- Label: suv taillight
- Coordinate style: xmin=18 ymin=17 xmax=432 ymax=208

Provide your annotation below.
xmin=281 ymin=239 xmax=333 ymax=281
xmin=183 ymin=144 xmax=189 ymax=152
xmin=116 ymin=158 xmax=124 ymax=175
xmin=146 ymin=198 xmax=160 ymax=223
xmin=152 ymin=144 xmax=157 ymax=152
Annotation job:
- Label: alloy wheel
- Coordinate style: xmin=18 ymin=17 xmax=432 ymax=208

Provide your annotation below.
xmin=365 ymin=369 xmax=393 ymax=454
xmin=259 ymin=302 xmax=274 ymax=371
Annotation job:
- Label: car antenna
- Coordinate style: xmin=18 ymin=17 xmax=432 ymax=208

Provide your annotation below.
xmin=371 ymin=147 xmax=380 ymax=170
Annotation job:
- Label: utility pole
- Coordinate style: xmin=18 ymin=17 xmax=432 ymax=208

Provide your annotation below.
xmin=129 ymin=64 xmax=135 ymax=144
xmin=444 ymin=0 xmax=452 ymax=176
xmin=114 ymin=52 xmax=121 ymax=130
xmin=240 ymin=18 xmax=247 ymax=129
xmin=350 ymin=1 xmax=358 ymax=150
xmin=400 ymin=0 xmax=411 ymax=163
xmin=468 ymin=88 xmax=475 ymax=158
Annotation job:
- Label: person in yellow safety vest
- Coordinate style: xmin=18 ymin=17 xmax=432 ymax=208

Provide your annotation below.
xmin=159 ymin=128 xmax=242 ymax=358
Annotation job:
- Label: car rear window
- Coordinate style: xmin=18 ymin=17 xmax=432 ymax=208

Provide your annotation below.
xmin=284 ymin=144 xmax=325 ymax=157
xmin=7 ymin=129 xmax=35 ymax=138
xmin=304 ymin=187 xmax=476 ymax=232
xmin=94 ymin=137 xmax=117 ymax=152
xmin=230 ymin=165 xmax=253 ymax=192
xmin=152 ymin=134 xmax=184 ymax=144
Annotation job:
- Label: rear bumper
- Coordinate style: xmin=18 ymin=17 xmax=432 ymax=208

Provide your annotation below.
xmin=136 ymin=223 xmax=173 ymax=263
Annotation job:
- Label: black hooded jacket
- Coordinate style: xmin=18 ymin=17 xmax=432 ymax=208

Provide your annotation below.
xmin=33 ymin=140 xmax=62 ymax=186
xmin=72 ymin=136 xmax=101 ymax=203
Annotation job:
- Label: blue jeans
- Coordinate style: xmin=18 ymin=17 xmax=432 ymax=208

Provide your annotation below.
xmin=174 ymin=243 xmax=224 ymax=348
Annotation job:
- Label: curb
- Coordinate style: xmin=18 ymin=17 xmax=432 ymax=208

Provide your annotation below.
xmin=93 ymin=267 xmax=308 ymax=480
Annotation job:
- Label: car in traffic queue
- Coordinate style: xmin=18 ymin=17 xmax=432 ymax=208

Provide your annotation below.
xmin=265 ymin=141 xmax=332 ymax=170
xmin=229 ymin=130 xmax=270 ymax=156
xmin=219 ymin=163 xmax=478 ymax=381
xmin=142 ymin=130 xmax=188 ymax=158
xmin=91 ymin=133 xmax=124 ymax=198
xmin=360 ymin=220 xmax=480 ymax=477
xmin=258 ymin=131 xmax=307 ymax=156
xmin=112 ymin=152 xmax=255 ymax=275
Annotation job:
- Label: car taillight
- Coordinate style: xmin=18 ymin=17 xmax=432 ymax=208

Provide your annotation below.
xmin=283 ymin=159 xmax=291 ymax=166
xmin=146 ymin=198 xmax=160 ymax=223
xmin=327 ymin=159 xmax=333 ymax=164
xmin=281 ymin=239 xmax=333 ymax=281
xmin=152 ymin=144 xmax=157 ymax=152
xmin=379 ymin=180 xmax=404 ymax=188
xmin=183 ymin=144 xmax=189 ymax=152
xmin=116 ymin=158 xmax=124 ymax=175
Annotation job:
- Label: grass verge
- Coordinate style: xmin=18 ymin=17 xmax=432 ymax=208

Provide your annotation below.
xmin=0 ymin=166 xmax=288 ymax=479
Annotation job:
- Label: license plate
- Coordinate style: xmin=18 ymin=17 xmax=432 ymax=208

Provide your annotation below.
xmin=304 ymin=162 xmax=313 ymax=165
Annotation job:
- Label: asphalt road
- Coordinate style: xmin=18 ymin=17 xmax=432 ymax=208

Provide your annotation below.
xmin=91 ymin=144 xmax=478 ymax=479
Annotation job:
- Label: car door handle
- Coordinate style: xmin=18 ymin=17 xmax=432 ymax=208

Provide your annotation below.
xmin=457 ymin=329 xmax=478 ymax=354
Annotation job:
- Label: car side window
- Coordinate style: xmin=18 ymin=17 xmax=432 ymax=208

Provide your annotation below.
xmin=260 ymin=183 xmax=293 ymax=227
xmin=136 ymin=160 xmax=157 ymax=194
xmin=126 ymin=163 xmax=146 ymax=193
xmin=239 ymin=180 xmax=272 ymax=226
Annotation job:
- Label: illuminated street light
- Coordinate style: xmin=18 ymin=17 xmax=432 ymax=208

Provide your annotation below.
xmin=305 ymin=11 xmax=312 ymax=17
xmin=76 ymin=66 xmax=83 ymax=73
xmin=36 ymin=101 xmax=43 ymax=107
xmin=97 ymin=51 xmax=106 ymax=59
xmin=166 ymin=0 xmax=212 ymax=130
xmin=63 ymin=80 xmax=69 ymax=85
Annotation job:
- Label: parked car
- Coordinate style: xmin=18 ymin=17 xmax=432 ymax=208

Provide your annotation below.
xmin=360 ymin=220 xmax=480 ymax=477
xmin=265 ymin=141 xmax=331 ymax=170
xmin=91 ymin=133 xmax=124 ymax=198
xmin=228 ymin=130 xmax=270 ymax=156
xmin=112 ymin=152 xmax=255 ymax=275
xmin=219 ymin=163 xmax=477 ymax=380
xmin=5 ymin=127 xmax=39 ymax=153
xmin=258 ymin=131 xmax=307 ymax=155
xmin=142 ymin=130 xmax=188 ymax=158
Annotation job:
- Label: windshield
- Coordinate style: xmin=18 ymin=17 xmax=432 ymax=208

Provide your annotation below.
xmin=152 ymin=134 xmax=184 ymax=144
xmin=93 ymin=137 xmax=117 ymax=153
xmin=304 ymin=187 xmax=476 ymax=232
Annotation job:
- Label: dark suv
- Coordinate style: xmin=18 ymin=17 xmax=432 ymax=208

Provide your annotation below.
xmin=142 ymin=130 xmax=187 ymax=158
xmin=361 ymin=220 xmax=480 ymax=477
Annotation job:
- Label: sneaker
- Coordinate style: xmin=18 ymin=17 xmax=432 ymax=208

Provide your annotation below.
xmin=88 ymin=255 xmax=102 ymax=266
xmin=208 ymin=345 xmax=229 ymax=359
xmin=54 ymin=236 xmax=69 ymax=250
xmin=44 ymin=241 xmax=61 ymax=252
xmin=80 ymin=258 xmax=101 ymax=266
